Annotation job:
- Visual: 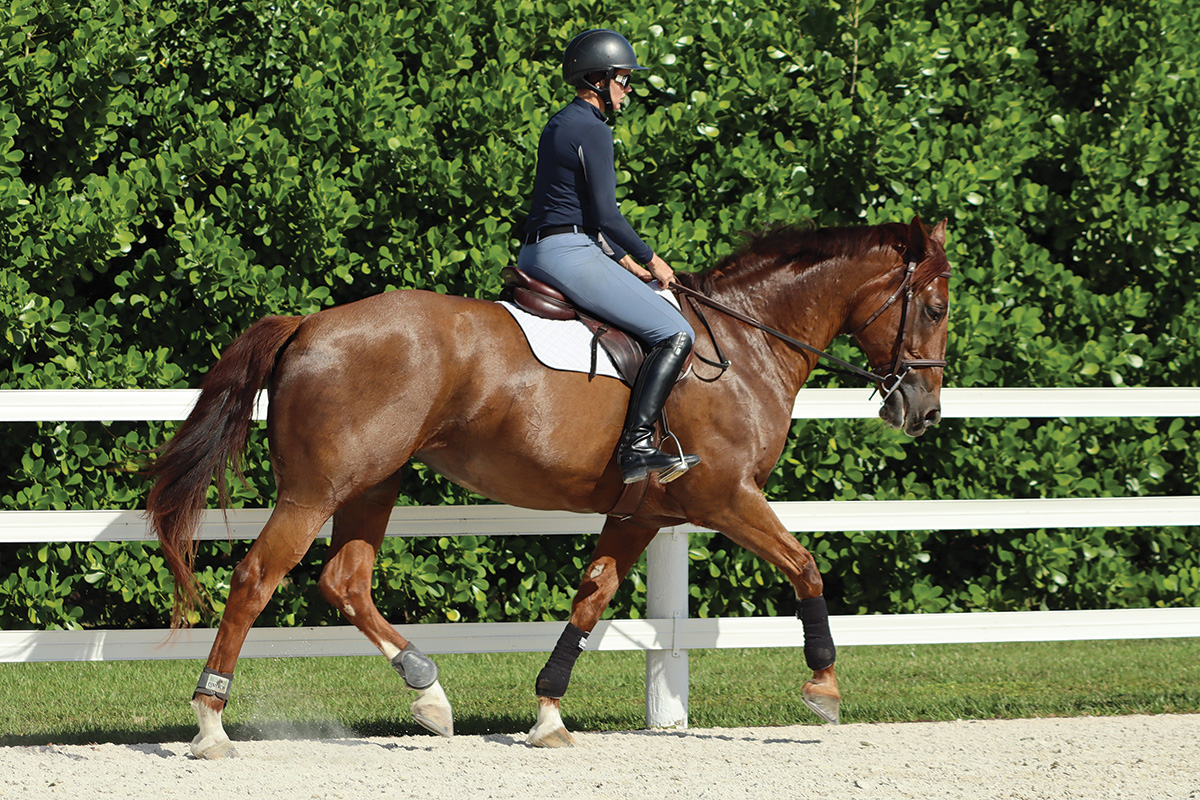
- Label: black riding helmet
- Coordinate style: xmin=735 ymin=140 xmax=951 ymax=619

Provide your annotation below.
xmin=562 ymin=29 xmax=647 ymax=115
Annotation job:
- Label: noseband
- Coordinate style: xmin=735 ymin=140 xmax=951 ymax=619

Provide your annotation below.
xmin=673 ymin=257 xmax=950 ymax=401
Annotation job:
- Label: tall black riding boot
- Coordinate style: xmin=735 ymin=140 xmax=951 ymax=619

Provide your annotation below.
xmin=617 ymin=332 xmax=701 ymax=484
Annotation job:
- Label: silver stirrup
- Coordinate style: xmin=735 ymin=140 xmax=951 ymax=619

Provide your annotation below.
xmin=657 ymin=460 xmax=691 ymax=484
xmin=656 ymin=429 xmax=698 ymax=484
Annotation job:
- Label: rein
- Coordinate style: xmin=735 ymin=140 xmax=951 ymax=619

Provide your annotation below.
xmin=672 ymin=258 xmax=950 ymax=400
xmin=673 ymin=283 xmax=881 ymax=385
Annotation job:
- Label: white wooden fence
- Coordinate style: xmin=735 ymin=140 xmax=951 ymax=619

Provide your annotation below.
xmin=2 ymin=387 xmax=1200 ymax=728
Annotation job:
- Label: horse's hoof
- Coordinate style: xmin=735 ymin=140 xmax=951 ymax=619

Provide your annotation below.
xmin=801 ymin=680 xmax=841 ymax=725
xmin=527 ymin=725 xmax=577 ymax=748
xmin=528 ymin=696 xmax=576 ymax=747
xmin=411 ymin=681 xmax=454 ymax=737
xmin=190 ymin=734 xmax=238 ymax=760
xmin=412 ymin=703 xmax=454 ymax=737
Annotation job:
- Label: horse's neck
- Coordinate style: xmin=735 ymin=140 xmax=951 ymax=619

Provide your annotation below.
xmin=714 ymin=258 xmax=849 ymax=351
xmin=702 ymin=250 xmax=890 ymax=395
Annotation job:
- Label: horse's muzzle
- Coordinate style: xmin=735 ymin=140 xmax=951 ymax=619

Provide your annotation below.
xmin=879 ymin=383 xmax=941 ymax=437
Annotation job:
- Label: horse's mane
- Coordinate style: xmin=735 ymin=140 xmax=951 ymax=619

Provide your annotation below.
xmin=679 ymin=222 xmax=923 ymax=294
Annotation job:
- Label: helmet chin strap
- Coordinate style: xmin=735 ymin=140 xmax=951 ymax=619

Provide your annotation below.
xmin=581 ymin=69 xmax=615 ymax=118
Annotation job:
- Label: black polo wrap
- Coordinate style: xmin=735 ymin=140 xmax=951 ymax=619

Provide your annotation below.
xmin=535 ymin=623 xmax=589 ymax=699
xmin=797 ymin=595 xmax=837 ymax=670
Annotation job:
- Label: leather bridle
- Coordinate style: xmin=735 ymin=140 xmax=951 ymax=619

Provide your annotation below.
xmin=672 ymin=256 xmax=950 ymax=401
xmin=848 ymin=258 xmax=951 ymax=401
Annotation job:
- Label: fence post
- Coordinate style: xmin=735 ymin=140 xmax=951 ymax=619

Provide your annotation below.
xmin=644 ymin=528 xmax=688 ymax=729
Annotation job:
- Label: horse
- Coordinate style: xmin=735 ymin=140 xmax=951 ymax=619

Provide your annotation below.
xmin=146 ymin=215 xmax=951 ymax=757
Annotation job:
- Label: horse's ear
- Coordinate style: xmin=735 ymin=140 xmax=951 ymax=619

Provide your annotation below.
xmin=907 ymin=216 xmax=928 ymax=259
xmin=930 ymin=218 xmax=947 ymax=248
xmin=906 ymin=216 xmax=947 ymax=256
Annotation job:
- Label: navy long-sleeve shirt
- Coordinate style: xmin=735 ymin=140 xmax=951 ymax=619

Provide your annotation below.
xmin=523 ymin=98 xmax=655 ymax=264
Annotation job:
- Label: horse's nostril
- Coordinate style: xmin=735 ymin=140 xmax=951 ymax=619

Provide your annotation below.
xmin=924 ymin=409 xmax=941 ymax=427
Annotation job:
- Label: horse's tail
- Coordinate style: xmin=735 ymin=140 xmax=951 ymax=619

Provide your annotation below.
xmin=146 ymin=314 xmax=305 ymax=627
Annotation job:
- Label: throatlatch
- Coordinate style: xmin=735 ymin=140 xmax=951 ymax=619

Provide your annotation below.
xmin=194 ymin=668 xmax=234 ymax=703
xmin=797 ymin=595 xmax=837 ymax=670
xmin=390 ymin=643 xmax=439 ymax=690
xmin=535 ymin=623 xmax=589 ymax=699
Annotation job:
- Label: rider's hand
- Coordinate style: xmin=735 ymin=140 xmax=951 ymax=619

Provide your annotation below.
xmin=646 ymin=254 xmax=676 ymax=287
xmin=618 ymin=254 xmax=653 ymax=281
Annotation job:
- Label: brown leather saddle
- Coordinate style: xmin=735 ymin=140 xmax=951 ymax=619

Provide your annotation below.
xmin=500 ymin=267 xmax=650 ymax=386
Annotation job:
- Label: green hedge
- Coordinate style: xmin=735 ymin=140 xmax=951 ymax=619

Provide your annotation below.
xmin=3 ymin=0 xmax=1199 ymax=630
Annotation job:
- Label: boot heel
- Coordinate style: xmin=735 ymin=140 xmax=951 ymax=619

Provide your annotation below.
xmin=621 ymin=465 xmax=650 ymax=484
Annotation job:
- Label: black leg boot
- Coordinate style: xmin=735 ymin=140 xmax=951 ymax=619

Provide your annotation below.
xmin=617 ymin=332 xmax=701 ymax=484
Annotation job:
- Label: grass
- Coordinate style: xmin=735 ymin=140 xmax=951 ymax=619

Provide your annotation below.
xmin=1 ymin=639 xmax=1198 ymax=746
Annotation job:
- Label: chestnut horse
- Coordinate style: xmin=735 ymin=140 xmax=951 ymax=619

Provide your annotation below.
xmin=147 ymin=216 xmax=951 ymax=757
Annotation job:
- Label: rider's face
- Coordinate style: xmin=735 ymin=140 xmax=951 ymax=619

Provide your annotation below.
xmin=609 ymin=70 xmax=633 ymax=110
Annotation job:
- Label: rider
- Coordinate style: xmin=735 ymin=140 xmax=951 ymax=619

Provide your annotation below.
xmin=518 ymin=29 xmax=700 ymax=485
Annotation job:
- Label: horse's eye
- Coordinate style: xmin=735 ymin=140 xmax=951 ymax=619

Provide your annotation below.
xmin=924 ymin=305 xmax=946 ymax=322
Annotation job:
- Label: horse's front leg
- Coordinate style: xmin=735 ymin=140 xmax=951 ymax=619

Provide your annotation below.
xmin=700 ymin=486 xmax=841 ymax=724
xmin=528 ymin=516 xmax=660 ymax=748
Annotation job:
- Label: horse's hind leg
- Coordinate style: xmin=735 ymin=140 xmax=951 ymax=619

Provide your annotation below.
xmin=317 ymin=475 xmax=453 ymax=737
xmin=190 ymin=501 xmax=330 ymax=759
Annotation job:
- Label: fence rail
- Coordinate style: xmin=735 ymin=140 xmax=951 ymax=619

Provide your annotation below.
xmin=3 ymin=387 xmax=1199 ymax=728
xmin=6 ymin=608 xmax=1199 ymax=664
xmin=3 ymin=386 xmax=1199 ymax=421
xmin=4 ymin=496 xmax=1200 ymax=545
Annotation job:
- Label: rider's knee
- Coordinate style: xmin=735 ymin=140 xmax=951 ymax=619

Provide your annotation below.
xmin=656 ymin=329 xmax=692 ymax=352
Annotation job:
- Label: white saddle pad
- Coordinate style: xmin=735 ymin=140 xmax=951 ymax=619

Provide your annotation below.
xmin=498 ymin=284 xmax=681 ymax=381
